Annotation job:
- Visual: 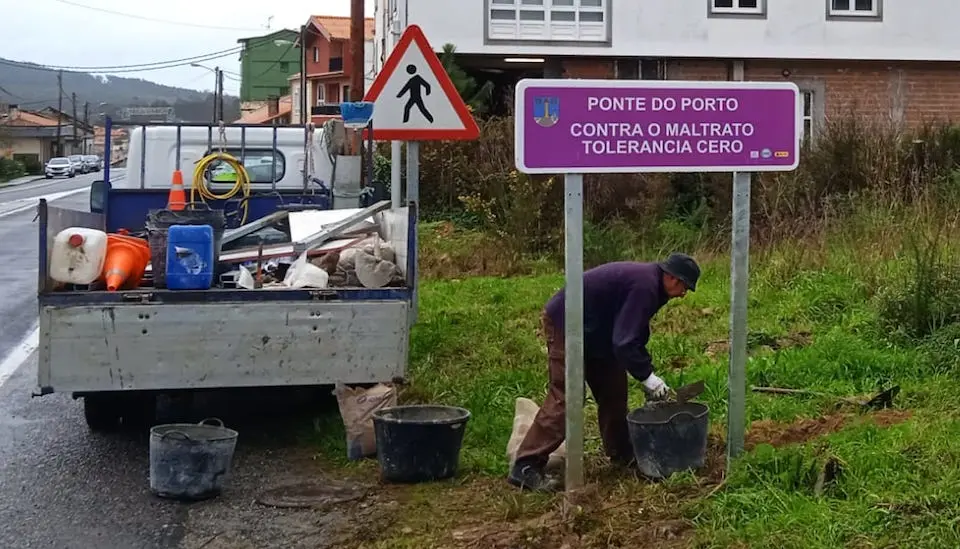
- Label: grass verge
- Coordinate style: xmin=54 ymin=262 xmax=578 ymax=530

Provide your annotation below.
xmin=306 ymin=199 xmax=960 ymax=548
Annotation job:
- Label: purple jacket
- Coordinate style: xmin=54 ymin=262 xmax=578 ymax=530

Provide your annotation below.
xmin=544 ymin=261 xmax=668 ymax=381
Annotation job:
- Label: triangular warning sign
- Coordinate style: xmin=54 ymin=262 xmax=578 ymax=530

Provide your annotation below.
xmin=363 ymin=25 xmax=480 ymax=141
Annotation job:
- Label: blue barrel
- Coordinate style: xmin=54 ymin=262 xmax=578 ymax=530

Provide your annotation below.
xmin=165 ymin=224 xmax=214 ymax=290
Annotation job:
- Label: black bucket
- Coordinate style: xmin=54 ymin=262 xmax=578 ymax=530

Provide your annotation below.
xmin=626 ymin=402 xmax=709 ymax=480
xmin=146 ymin=206 xmax=226 ymax=288
xmin=372 ymin=405 xmax=471 ymax=483
xmin=149 ymin=418 xmax=238 ymax=501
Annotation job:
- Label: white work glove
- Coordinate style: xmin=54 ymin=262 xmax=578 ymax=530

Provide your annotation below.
xmin=642 ymin=373 xmax=671 ymax=401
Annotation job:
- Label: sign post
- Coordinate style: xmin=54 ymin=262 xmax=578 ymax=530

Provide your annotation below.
xmin=514 ymin=79 xmax=800 ymax=489
xmin=363 ymin=24 xmax=480 ymax=324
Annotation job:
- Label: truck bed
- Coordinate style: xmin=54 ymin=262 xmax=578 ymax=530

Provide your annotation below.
xmin=36 ymin=199 xmax=416 ymax=396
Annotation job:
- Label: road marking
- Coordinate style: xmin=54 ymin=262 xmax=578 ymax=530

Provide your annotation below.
xmin=0 ymin=176 xmax=124 ymax=220
xmin=0 ymin=187 xmax=90 ymax=219
xmin=0 ymin=324 xmax=38 ymax=389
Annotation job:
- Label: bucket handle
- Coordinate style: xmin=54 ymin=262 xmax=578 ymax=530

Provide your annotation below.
xmin=666 ymin=410 xmax=701 ymax=423
xmin=160 ymin=430 xmax=192 ymax=441
xmin=198 ymin=417 xmax=225 ymax=427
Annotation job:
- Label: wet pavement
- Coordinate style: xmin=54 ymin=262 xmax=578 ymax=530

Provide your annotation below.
xmin=0 ymin=174 xmax=360 ymax=548
xmin=0 ymin=172 xmax=110 ymax=356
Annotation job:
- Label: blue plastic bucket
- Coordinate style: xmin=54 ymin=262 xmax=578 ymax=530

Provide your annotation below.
xmin=340 ymin=101 xmax=374 ymax=128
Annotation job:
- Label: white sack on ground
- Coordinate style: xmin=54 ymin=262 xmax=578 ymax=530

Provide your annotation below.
xmin=506 ymin=397 xmax=566 ymax=473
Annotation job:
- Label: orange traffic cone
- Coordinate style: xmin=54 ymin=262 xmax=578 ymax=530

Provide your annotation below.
xmin=102 ymin=234 xmax=151 ymax=291
xmin=167 ymin=170 xmax=186 ymax=211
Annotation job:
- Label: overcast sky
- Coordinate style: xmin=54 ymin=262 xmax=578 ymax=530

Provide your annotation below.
xmin=3 ymin=0 xmax=375 ymax=96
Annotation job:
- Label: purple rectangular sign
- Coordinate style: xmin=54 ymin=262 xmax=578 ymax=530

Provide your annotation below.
xmin=514 ymin=79 xmax=800 ymax=174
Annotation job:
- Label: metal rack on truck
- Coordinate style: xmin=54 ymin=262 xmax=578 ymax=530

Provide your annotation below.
xmin=35 ymin=116 xmax=417 ymax=431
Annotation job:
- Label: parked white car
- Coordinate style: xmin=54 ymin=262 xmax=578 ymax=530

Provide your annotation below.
xmin=45 ymin=157 xmax=76 ymax=179
xmin=82 ymin=155 xmax=102 ymax=172
xmin=68 ymin=155 xmax=87 ymax=174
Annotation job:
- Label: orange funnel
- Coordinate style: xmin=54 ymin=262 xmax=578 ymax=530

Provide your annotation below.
xmin=102 ymin=234 xmax=151 ymax=291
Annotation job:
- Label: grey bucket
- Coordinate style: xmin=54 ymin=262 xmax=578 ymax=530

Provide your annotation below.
xmin=149 ymin=418 xmax=238 ymax=501
xmin=626 ymin=402 xmax=709 ymax=480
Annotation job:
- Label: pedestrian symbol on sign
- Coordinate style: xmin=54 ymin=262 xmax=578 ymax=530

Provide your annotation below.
xmin=397 ymin=64 xmax=434 ymax=124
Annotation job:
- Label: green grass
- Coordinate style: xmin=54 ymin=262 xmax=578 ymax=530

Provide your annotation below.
xmin=307 ymin=208 xmax=960 ymax=548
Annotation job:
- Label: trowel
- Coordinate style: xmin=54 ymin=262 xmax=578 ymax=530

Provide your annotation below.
xmin=673 ymin=380 xmax=705 ymax=403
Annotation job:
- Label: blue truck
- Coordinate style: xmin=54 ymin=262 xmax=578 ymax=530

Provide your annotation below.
xmin=36 ymin=119 xmax=417 ymax=430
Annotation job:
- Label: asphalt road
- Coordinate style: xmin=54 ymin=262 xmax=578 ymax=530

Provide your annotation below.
xmin=0 ymin=173 xmax=351 ymax=548
xmin=0 ymin=172 xmax=107 ymax=355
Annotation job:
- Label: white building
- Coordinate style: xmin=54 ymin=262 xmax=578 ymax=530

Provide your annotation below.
xmin=374 ymin=0 xmax=960 ymax=132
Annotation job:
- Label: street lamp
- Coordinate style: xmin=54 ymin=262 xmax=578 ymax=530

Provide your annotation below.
xmin=191 ymin=63 xmax=222 ymax=123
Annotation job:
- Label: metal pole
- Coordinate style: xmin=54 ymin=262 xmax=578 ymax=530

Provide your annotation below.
xmin=406 ymin=141 xmax=419 ymax=325
xmin=103 ymin=116 xmax=112 ymax=184
xmin=726 ymin=171 xmax=751 ymax=467
xmin=82 ymin=102 xmax=89 ymax=154
xmin=391 ymin=140 xmax=402 ymax=208
xmin=72 ymin=92 xmax=77 ymax=153
xmin=211 ymin=68 xmax=219 ymax=123
xmin=563 ymin=173 xmax=585 ymax=492
xmin=56 ymin=70 xmax=62 ymax=156
xmin=217 ymin=69 xmax=225 ymax=122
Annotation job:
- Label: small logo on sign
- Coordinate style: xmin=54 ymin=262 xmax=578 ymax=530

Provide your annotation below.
xmin=761 ymin=148 xmax=772 ymax=159
xmin=750 ymin=150 xmax=760 ymax=159
xmin=533 ymin=96 xmax=559 ymax=127
xmin=774 ymin=151 xmax=789 ymax=158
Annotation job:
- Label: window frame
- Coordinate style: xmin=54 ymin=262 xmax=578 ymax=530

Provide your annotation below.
xmin=708 ymin=0 xmax=766 ymax=18
xmin=485 ymin=0 xmax=610 ymax=44
xmin=794 ymin=80 xmax=826 ymax=146
xmin=316 ymin=85 xmax=325 ymax=106
xmin=202 ymin=147 xmax=287 ymax=186
xmin=826 ymin=0 xmax=882 ymax=20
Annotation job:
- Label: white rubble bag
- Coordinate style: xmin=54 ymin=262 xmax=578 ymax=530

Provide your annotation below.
xmin=506 ymin=397 xmax=566 ymax=473
xmin=333 ymin=383 xmax=398 ymax=460
xmin=283 ymin=252 xmax=330 ymax=288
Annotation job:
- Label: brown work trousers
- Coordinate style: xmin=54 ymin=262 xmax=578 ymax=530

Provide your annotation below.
xmin=514 ymin=312 xmax=633 ymax=469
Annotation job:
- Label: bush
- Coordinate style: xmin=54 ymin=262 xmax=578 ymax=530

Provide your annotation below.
xmin=0 ymin=157 xmax=25 ymax=182
xmin=13 ymin=154 xmax=42 ymax=175
xmin=876 ymin=221 xmax=960 ymax=341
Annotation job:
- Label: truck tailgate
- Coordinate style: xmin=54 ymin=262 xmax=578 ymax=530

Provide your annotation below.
xmin=38 ymin=300 xmax=408 ymax=392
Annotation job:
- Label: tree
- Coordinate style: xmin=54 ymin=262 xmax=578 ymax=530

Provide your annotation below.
xmin=439 ymin=44 xmax=494 ymax=115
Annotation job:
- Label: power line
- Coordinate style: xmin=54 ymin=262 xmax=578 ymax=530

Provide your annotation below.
xmin=51 ymin=0 xmax=266 ymax=32
xmin=0 ymin=49 xmax=241 ymax=75
xmin=0 ymin=33 xmax=287 ymax=74
xmin=0 ymin=45 xmax=243 ymax=72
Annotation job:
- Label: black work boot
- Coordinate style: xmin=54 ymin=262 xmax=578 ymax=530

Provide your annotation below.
xmin=507 ymin=461 xmax=561 ymax=492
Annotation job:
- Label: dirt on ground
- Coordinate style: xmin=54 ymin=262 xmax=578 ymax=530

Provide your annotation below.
xmin=178 ymin=407 xmax=912 ymax=549
xmin=745 ymin=408 xmax=912 ymax=450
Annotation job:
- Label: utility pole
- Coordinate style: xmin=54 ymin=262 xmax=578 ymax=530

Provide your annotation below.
xmin=350 ymin=0 xmax=366 ymax=184
xmin=83 ymin=102 xmax=89 ymax=154
xmin=212 ymin=67 xmax=220 ymax=123
xmin=55 ymin=70 xmax=63 ymax=156
xmin=350 ymin=0 xmax=364 ymax=102
xmin=217 ymin=69 xmax=225 ymax=123
xmin=299 ymin=24 xmax=307 ymax=125
xmin=71 ymin=92 xmax=78 ymax=155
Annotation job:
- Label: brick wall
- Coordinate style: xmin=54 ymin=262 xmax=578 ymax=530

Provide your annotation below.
xmin=559 ymin=56 xmax=960 ymax=127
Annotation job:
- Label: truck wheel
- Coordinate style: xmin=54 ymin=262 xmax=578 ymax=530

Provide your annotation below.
xmin=83 ymin=395 xmax=123 ymax=432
